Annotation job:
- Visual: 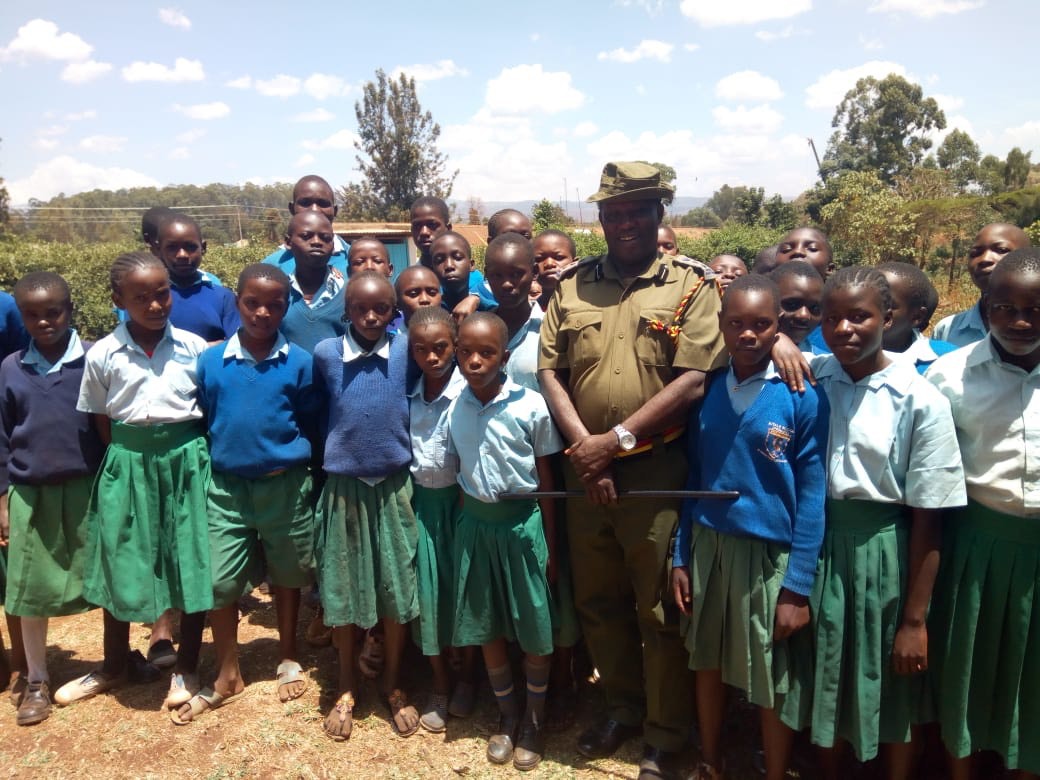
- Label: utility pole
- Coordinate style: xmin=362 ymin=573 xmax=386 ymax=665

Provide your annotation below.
xmin=576 ymin=189 xmax=583 ymax=226
xmin=807 ymin=138 xmax=825 ymax=181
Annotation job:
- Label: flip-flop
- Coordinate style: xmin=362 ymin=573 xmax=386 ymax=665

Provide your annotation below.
xmin=323 ymin=691 xmax=355 ymax=741
xmin=386 ymin=688 xmax=419 ymax=737
xmin=164 ymin=671 xmax=200 ymax=709
xmin=276 ymin=660 xmax=308 ymax=703
xmin=169 ymin=687 xmax=240 ymax=725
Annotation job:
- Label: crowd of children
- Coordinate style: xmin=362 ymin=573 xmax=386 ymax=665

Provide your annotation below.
xmin=0 ymin=169 xmax=1037 ymax=780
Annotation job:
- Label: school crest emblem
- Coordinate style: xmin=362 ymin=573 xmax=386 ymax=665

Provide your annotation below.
xmin=759 ymin=422 xmax=793 ymax=463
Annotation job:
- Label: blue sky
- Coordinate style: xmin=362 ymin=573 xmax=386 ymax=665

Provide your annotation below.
xmin=2 ymin=1 xmax=1037 ymax=208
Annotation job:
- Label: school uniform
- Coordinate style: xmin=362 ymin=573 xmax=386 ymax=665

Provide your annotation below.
xmin=280 ymin=264 xmax=347 ymax=354
xmin=313 ymin=329 xmax=418 ymax=629
xmin=197 ymin=332 xmax=319 ymax=608
xmin=446 ymin=378 xmax=564 ymax=656
xmin=76 ymin=323 xmax=213 ymax=623
xmin=0 ymin=291 xmax=29 ymax=361
xmin=932 ymin=303 xmax=987 ymax=347
xmin=926 ymin=337 xmax=1040 ymax=774
xmin=116 ymin=271 xmax=240 ymax=342
xmin=674 ymin=362 xmax=828 ymax=716
xmin=786 ymin=356 xmax=966 ymax=762
xmin=408 ymin=367 xmax=466 ymax=656
xmin=0 ymin=332 xmax=104 ymax=617
xmin=887 ymin=331 xmax=958 ymax=375
xmin=263 ymin=236 xmax=350 ymax=276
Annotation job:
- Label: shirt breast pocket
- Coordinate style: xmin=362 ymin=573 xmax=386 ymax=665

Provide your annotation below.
xmin=560 ymin=310 xmax=603 ymax=374
xmin=637 ymin=308 xmax=676 ymax=367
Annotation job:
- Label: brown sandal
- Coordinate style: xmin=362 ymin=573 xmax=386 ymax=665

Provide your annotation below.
xmin=386 ymin=688 xmax=419 ymax=737
xmin=323 ymin=691 xmax=355 ymax=741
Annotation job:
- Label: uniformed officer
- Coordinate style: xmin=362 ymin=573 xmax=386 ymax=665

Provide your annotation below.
xmin=539 ymin=161 xmax=727 ymax=780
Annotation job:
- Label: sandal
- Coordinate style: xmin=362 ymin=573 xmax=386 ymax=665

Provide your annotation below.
xmin=276 ymin=660 xmax=308 ymax=703
xmin=323 ymin=691 xmax=355 ymax=741
xmin=386 ymin=688 xmax=419 ymax=737
xmin=164 ymin=671 xmax=200 ymax=709
xmin=170 ymin=686 xmax=240 ymax=725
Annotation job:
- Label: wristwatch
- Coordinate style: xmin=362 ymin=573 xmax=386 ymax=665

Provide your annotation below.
xmin=612 ymin=424 xmax=637 ymax=452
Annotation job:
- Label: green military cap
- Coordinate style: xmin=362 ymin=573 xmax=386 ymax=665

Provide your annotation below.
xmin=586 ymin=161 xmax=675 ymax=204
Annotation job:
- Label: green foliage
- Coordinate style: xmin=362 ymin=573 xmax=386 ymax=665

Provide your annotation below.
xmin=732 ymin=187 xmax=765 ymax=226
xmin=635 ymin=161 xmax=677 ymax=204
xmin=569 ymin=229 xmax=608 ymax=259
xmin=761 ymin=195 xmax=798 ymax=231
xmin=704 ymin=185 xmax=742 ymax=222
xmin=678 ymin=206 xmax=721 ymax=228
xmin=344 ymin=69 xmax=457 ymax=221
xmin=989 ymin=185 xmax=1040 ymax=227
xmin=936 ymin=129 xmax=980 ymax=191
xmin=1004 ymin=147 xmax=1032 ymax=191
xmin=977 ymin=154 xmax=1006 ymax=195
xmin=531 ymin=198 xmax=572 ymax=231
xmin=820 ymin=170 xmax=915 ymax=265
xmin=824 ymin=74 xmax=946 ymax=184
xmin=0 ymin=236 xmax=268 ymax=341
xmin=1027 ymin=220 xmax=1040 ymax=245
xmin=680 ymin=224 xmax=785 ymax=264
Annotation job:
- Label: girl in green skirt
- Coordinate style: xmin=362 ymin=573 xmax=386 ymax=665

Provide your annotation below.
xmin=792 ymin=267 xmax=966 ymax=779
xmin=57 ymin=252 xmax=213 ymax=709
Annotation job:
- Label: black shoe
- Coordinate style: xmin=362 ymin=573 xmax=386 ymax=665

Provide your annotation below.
xmin=487 ymin=714 xmax=520 ymax=764
xmin=637 ymin=744 xmax=681 ymax=780
xmin=513 ymin=713 xmax=545 ymax=771
xmin=576 ymin=717 xmax=642 ymax=759
xmin=126 ymin=649 xmax=161 ymax=684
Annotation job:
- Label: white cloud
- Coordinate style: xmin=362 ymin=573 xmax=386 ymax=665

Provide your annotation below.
xmin=597 ymin=39 xmax=674 ymax=64
xmin=755 ymin=25 xmax=799 ymax=41
xmin=255 ymin=74 xmax=300 ymax=98
xmin=40 ymin=124 xmax=68 ymax=137
xmin=712 ymin=104 xmax=784 ymax=133
xmin=391 ymin=60 xmax=468 ymax=83
xmin=616 ymin=0 xmax=665 ymax=15
xmin=175 ymin=128 xmax=206 ymax=143
xmin=173 ymin=102 xmax=230 ymax=120
xmin=573 ymin=121 xmax=599 ymax=138
xmin=291 ymin=107 xmax=335 ymax=123
xmin=804 ymin=60 xmax=908 ymax=110
xmin=715 ymin=70 xmax=783 ymax=102
xmin=169 ymin=146 xmax=190 ymax=160
xmin=301 ymin=129 xmax=358 ymax=151
xmin=226 ymin=75 xmax=252 ymax=89
xmin=0 ymin=19 xmax=92 ymax=62
xmin=295 ymin=153 xmax=316 ymax=167
xmin=7 ymin=155 xmax=160 ymax=205
xmin=32 ymin=138 xmax=59 ymax=151
xmin=79 ymin=134 xmax=127 ymax=153
xmin=303 ymin=73 xmax=350 ymax=99
xmin=933 ymin=93 xmax=964 ymax=112
xmin=684 ymin=43 xmax=701 ymax=52
xmin=122 ymin=57 xmax=204 ymax=83
xmin=859 ymin=35 xmax=884 ymax=50
xmin=1001 ymin=121 xmax=1040 ymax=153
xmin=61 ymin=60 xmax=112 ymax=83
xmin=65 ymin=109 xmax=96 ymax=121
xmin=868 ymin=0 xmax=983 ymax=18
xmin=680 ymin=0 xmax=811 ymax=27
xmin=158 ymin=8 xmax=191 ymax=29
xmin=485 ymin=65 xmax=585 ymax=115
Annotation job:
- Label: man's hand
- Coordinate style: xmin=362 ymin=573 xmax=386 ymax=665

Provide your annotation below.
xmin=566 ymin=432 xmax=618 ymax=480
xmin=671 ymin=566 xmax=692 ymax=615
xmin=581 ymin=466 xmax=618 ymax=505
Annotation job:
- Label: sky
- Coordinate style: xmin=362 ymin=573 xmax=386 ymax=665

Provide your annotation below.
xmin=2 ymin=0 xmax=1039 ymax=209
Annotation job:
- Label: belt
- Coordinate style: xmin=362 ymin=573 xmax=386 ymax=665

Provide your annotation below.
xmin=614 ymin=425 xmax=685 ymax=460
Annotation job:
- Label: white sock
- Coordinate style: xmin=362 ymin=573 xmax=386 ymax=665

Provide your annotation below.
xmin=20 ymin=616 xmax=48 ymax=684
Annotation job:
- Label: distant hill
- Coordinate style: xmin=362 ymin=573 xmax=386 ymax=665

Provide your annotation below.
xmin=454 ymin=196 xmax=709 ymax=225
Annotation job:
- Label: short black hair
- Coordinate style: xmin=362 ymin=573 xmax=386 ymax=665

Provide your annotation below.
xmin=990 ymin=247 xmax=1040 ymax=285
xmin=158 ymin=211 xmax=203 ymax=243
xmin=236 ymin=263 xmax=290 ymax=296
xmin=770 ymin=262 xmax=823 ymax=286
xmin=486 ymin=233 xmax=535 ymax=268
xmin=487 ymin=209 xmax=530 ymax=239
xmin=534 ymin=229 xmax=576 ymax=257
xmin=430 ymin=230 xmax=471 ymax=257
xmin=14 ymin=271 xmax=71 ymax=304
xmin=752 ymin=244 xmax=779 ymax=274
xmin=877 ymin=262 xmax=935 ymax=312
xmin=110 ymin=251 xmax=167 ymax=294
xmin=346 ymin=269 xmax=396 ymax=307
xmin=410 ymin=196 xmax=450 ymax=223
xmin=142 ymin=206 xmax=176 ymax=245
xmin=292 ymin=174 xmax=334 ymax=198
xmin=824 ymin=265 xmax=892 ymax=314
xmin=408 ymin=304 xmax=456 ymax=340
xmin=721 ymin=274 xmax=780 ymax=315
xmin=459 ymin=311 xmax=508 ymax=348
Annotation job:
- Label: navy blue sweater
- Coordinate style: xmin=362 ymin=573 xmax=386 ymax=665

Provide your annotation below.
xmin=312 ymin=332 xmax=410 ymax=479
xmin=169 ymin=281 xmax=240 ymax=342
xmin=674 ymin=367 xmax=829 ymax=596
xmin=0 ymin=348 xmax=104 ymax=493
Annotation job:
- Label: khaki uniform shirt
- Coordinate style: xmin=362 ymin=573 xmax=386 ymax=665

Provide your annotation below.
xmin=539 ymin=252 xmax=727 ymax=435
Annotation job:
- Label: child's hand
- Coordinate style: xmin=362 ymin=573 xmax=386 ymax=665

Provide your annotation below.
xmin=451 ymin=295 xmax=480 ymax=325
xmin=566 ymin=433 xmax=617 ymax=481
xmin=670 ymin=566 xmax=692 ymax=616
xmin=892 ymin=622 xmax=928 ymax=675
xmin=0 ymin=492 xmax=8 ymax=547
xmin=773 ymin=588 xmax=810 ymax=641
xmin=771 ymin=333 xmax=816 ymax=392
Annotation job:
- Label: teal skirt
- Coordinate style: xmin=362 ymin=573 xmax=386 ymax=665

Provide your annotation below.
xmin=83 ymin=421 xmax=213 ymax=623
xmin=5 ymin=478 xmax=93 ymax=618
xmin=789 ymin=499 xmax=925 ymax=761
xmin=683 ymin=525 xmax=814 ymax=717
xmin=317 ymin=469 xmax=418 ymax=629
xmin=931 ymin=500 xmax=1040 ymax=774
xmin=412 ymin=484 xmax=461 ymax=656
xmin=452 ymin=495 xmax=554 ymax=656
xmin=551 ymin=511 xmax=582 ymax=649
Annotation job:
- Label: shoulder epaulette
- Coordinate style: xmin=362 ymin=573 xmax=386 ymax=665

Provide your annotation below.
xmin=672 ymin=254 xmax=716 ymax=278
xmin=559 ymin=255 xmax=602 ymax=280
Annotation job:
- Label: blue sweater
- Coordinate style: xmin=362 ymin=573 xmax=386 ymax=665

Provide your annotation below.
xmin=197 ymin=341 xmax=319 ymax=479
xmin=169 ymin=280 xmax=240 ymax=342
xmin=313 ymin=332 xmax=411 ymax=478
xmin=674 ymin=368 xmax=829 ymax=596
xmin=0 ymin=348 xmax=104 ymax=493
xmin=280 ymin=285 xmax=347 ymax=354
xmin=0 ymin=293 xmax=29 ymax=361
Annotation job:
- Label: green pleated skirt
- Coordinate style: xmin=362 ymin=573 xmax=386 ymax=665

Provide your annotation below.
xmin=452 ymin=495 xmax=554 ymax=656
xmin=789 ymin=498 xmax=925 ymax=761
xmin=412 ymin=484 xmax=460 ymax=655
xmin=5 ymin=477 xmax=93 ymax=618
xmin=551 ymin=511 xmax=582 ymax=649
xmin=683 ymin=525 xmax=814 ymax=717
xmin=83 ymin=421 xmax=213 ymax=623
xmin=930 ymin=500 xmax=1040 ymax=774
xmin=317 ymin=469 xmax=418 ymax=629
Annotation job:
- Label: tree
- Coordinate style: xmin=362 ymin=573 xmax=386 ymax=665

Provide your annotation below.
xmin=1005 ymin=147 xmax=1032 ymax=191
xmin=732 ymin=187 xmax=765 ymax=225
xmin=345 ymin=69 xmax=458 ymax=221
xmin=637 ymin=161 xmax=677 ymax=205
xmin=936 ymin=129 xmax=980 ymax=191
xmin=704 ymin=185 xmax=743 ymax=222
xmin=531 ymin=199 xmax=571 ymax=231
xmin=466 ymin=196 xmax=486 ymax=225
xmin=679 ymin=206 xmax=721 ymax=228
xmin=824 ymin=74 xmax=946 ymax=184
xmin=0 ymin=138 xmax=8 ymax=236
xmin=977 ymin=154 xmax=1006 ymax=195
xmin=820 ymin=170 xmax=915 ymax=266
xmin=761 ymin=194 xmax=798 ymax=231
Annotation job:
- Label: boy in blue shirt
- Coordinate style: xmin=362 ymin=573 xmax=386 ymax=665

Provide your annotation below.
xmin=279 ymin=211 xmax=347 ymax=354
xmin=262 ymin=175 xmax=349 ymax=275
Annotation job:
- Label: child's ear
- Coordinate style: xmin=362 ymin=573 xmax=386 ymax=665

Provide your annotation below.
xmin=149 ymin=241 xmax=161 ymax=258
xmin=111 ymin=290 xmax=123 ymax=310
xmin=501 ymin=348 xmax=510 ymax=366
xmin=200 ymin=239 xmax=208 ymax=255
xmin=909 ymin=305 xmax=927 ymax=330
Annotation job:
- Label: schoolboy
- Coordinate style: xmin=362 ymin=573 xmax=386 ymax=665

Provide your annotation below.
xmin=347 ymin=238 xmax=393 ymax=278
xmin=410 ymin=197 xmax=495 ymax=316
xmin=263 ymin=175 xmax=350 ymax=275
xmin=753 ymin=244 xmax=780 ymax=275
xmin=429 ymin=231 xmax=496 ymax=315
xmin=487 ymin=209 xmax=533 ymax=241
xmin=709 ymin=254 xmax=747 ymax=293
xmin=657 ymin=225 xmax=679 ymax=256
xmin=771 ymin=263 xmax=827 ymax=354
xmin=279 ymin=211 xmax=347 ymax=354
xmin=775 ymin=228 xmax=835 ymax=279
xmin=877 ymin=262 xmax=956 ymax=374
xmin=932 ymin=222 xmax=1031 ymax=347
xmin=395 ymin=266 xmax=443 ymax=334
xmin=141 ymin=206 xmax=176 ymax=248
xmin=173 ymin=264 xmax=319 ymax=723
